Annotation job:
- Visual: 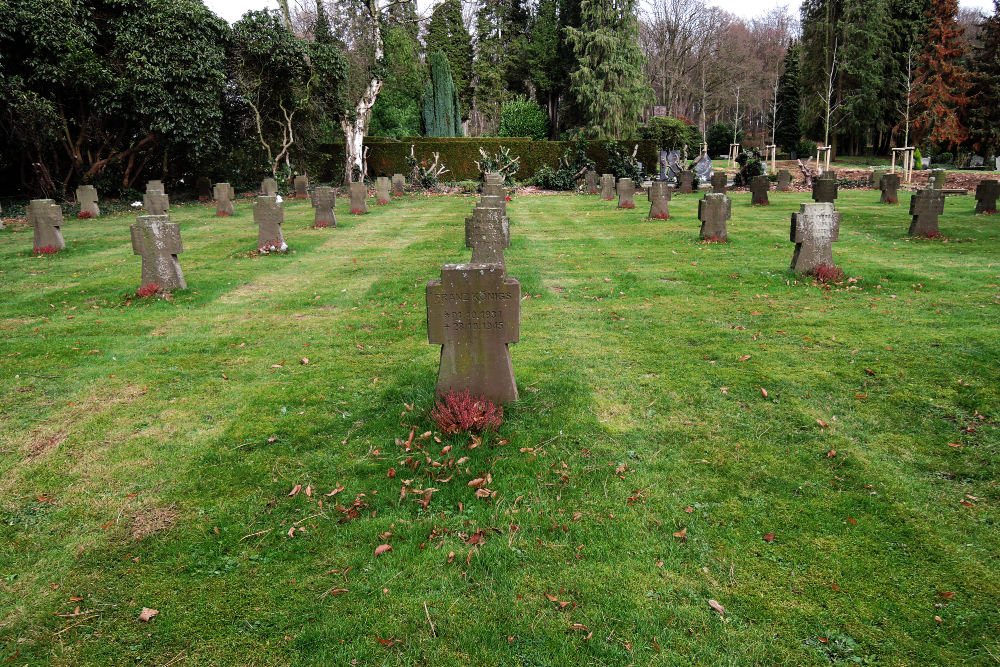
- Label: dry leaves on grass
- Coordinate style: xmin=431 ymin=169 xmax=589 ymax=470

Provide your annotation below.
xmin=138 ymin=608 xmax=159 ymax=622
xmin=130 ymin=505 xmax=177 ymax=540
xmin=374 ymin=544 xmax=392 ymax=556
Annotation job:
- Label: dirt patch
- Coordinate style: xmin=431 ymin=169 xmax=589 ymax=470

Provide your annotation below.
xmin=130 ymin=505 xmax=178 ymax=540
xmin=26 ymin=432 xmax=66 ymax=460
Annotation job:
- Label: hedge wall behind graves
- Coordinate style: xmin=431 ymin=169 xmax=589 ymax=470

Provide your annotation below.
xmin=307 ymin=138 xmax=661 ymax=183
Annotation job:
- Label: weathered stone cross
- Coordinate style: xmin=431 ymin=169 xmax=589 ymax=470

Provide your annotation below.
xmin=131 ymin=214 xmax=185 ymax=290
xmin=790 ymin=202 xmax=840 ymax=273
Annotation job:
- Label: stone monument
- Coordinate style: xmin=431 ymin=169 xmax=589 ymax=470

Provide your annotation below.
xmin=693 ymin=154 xmax=714 ymax=184
xmin=585 ymin=170 xmax=599 ymax=194
xmin=790 ymin=203 xmax=840 ymax=274
xmin=253 ymin=195 xmax=285 ymax=249
xmin=880 ymin=173 xmax=901 ymax=204
xmin=261 ymin=178 xmax=278 ymax=197
xmin=617 ymin=178 xmax=635 ymax=209
xmin=698 ymin=193 xmax=731 ymax=241
xmin=648 ymin=181 xmax=671 ymax=220
xmin=76 ymin=185 xmax=100 ymax=218
xmin=812 ymin=172 xmax=838 ymax=204
xmin=776 ymin=170 xmax=792 ymax=192
xmin=28 ymin=199 xmax=65 ymax=252
xmin=196 ymin=177 xmax=212 ymax=201
xmin=130 ymin=214 xmax=185 ymax=290
xmin=376 ymin=177 xmax=391 ymax=205
xmin=678 ymin=170 xmax=694 ymax=194
xmin=214 ymin=182 xmax=235 ymax=217
xmin=710 ymin=172 xmax=728 ymax=194
xmin=908 ymin=189 xmax=945 ymax=237
xmin=312 ymin=186 xmax=336 ymax=227
xmin=869 ymin=170 xmax=886 ymax=189
xmin=465 ymin=205 xmax=509 ymax=266
xmin=600 ymin=174 xmax=615 ymax=200
xmin=349 ymin=182 xmax=368 ymax=215
xmin=143 ymin=181 xmax=169 ymax=215
xmin=426 ymin=263 xmax=520 ymax=404
xmin=392 ymin=173 xmax=406 ymax=196
xmin=929 ymin=169 xmax=947 ymax=190
xmin=294 ymin=174 xmax=309 ymax=198
xmin=974 ymin=179 xmax=998 ymax=214
xmin=750 ymin=175 xmax=770 ymax=206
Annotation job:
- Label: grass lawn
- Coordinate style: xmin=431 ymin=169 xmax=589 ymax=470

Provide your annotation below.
xmin=1 ymin=189 xmax=998 ymax=665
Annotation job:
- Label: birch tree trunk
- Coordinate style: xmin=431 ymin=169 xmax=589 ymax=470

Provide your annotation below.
xmin=342 ymin=0 xmax=385 ymax=185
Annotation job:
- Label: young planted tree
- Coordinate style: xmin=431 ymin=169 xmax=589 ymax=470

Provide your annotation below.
xmin=565 ymin=0 xmax=653 ymax=139
xmin=423 ymin=51 xmax=463 ymax=137
xmin=967 ymin=0 xmax=1000 ymax=154
xmin=910 ymin=0 xmax=971 ymax=149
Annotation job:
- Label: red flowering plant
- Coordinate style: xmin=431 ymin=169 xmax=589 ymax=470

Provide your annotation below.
xmin=430 ymin=391 xmax=503 ymax=435
xmin=32 ymin=245 xmax=59 ymax=255
xmin=700 ymin=235 xmax=727 ymax=244
xmin=314 ymin=221 xmax=331 ymax=228
xmin=810 ymin=264 xmax=844 ymax=284
xmin=650 ymin=212 xmax=670 ymax=220
xmin=136 ymin=282 xmax=161 ymax=298
xmin=618 ymin=201 xmax=635 ymax=209
xmin=77 ymin=210 xmax=93 ymax=219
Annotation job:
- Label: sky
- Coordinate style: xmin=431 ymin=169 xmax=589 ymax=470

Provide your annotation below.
xmin=204 ymin=0 xmax=994 ymax=25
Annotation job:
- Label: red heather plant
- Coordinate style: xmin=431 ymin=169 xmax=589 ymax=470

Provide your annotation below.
xmin=700 ymin=236 xmax=727 ymax=244
xmin=77 ymin=210 xmax=93 ymax=219
xmin=619 ymin=202 xmax=635 ymax=209
xmin=430 ymin=391 xmax=503 ymax=435
xmin=136 ymin=282 xmax=160 ymax=298
xmin=314 ymin=221 xmax=331 ymax=228
xmin=33 ymin=245 xmax=59 ymax=255
xmin=811 ymin=264 xmax=844 ymax=283
xmin=350 ymin=208 xmax=366 ymax=215
xmin=376 ymin=199 xmax=389 ymax=205
xmin=216 ymin=211 xmax=231 ymax=217
xmin=650 ymin=213 xmax=670 ymax=220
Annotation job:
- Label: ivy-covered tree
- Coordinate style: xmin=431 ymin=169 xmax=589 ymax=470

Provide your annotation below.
xmin=564 ymin=0 xmax=653 ymax=139
xmin=369 ymin=25 xmax=426 ymax=138
xmin=967 ymin=0 xmax=1000 ymax=154
xmin=910 ymin=0 xmax=970 ymax=148
xmin=0 ymin=0 xmax=228 ymax=195
xmin=423 ymin=50 xmax=463 ymax=137
xmin=774 ymin=41 xmax=802 ymax=152
xmin=425 ymin=0 xmax=473 ymax=121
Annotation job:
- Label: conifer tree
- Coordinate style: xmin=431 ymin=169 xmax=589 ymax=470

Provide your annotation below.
xmin=425 ymin=0 xmax=472 ymax=120
xmin=527 ymin=0 xmax=562 ymax=132
xmin=774 ymin=42 xmax=802 ymax=153
xmin=910 ymin=0 xmax=970 ymax=148
xmin=422 ymin=50 xmax=462 ymax=137
xmin=967 ymin=0 xmax=1000 ymax=154
xmin=564 ymin=0 xmax=652 ymax=139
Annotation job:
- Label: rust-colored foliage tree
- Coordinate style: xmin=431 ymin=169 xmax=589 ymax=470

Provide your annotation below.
xmin=910 ymin=0 xmax=971 ymax=149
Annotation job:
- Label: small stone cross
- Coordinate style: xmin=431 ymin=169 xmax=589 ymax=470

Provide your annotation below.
xmin=600 ymin=174 xmax=615 ymax=200
xmin=253 ymin=195 xmax=285 ymax=248
xmin=585 ymin=170 xmax=599 ymax=194
xmin=908 ymin=189 xmax=945 ymax=237
xmin=975 ymin=179 xmax=998 ymax=214
xmin=465 ymin=205 xmax=509 ymax=265
xmin=392 ymin=173 xmax=406 ymax=196
xmin=617 ymin=178 xmax=635 ymax=209
xmin=648 ymin=181 xmax=671 ymax=219
xmin=312 ymin=186 xmax=336 ymax=227
xmin=426 ymin=263 xmax=521 ymax=403
xmin=750 ymin=175 xmax=770 ymax=206
xmin=76 ymin=185 xmax=100 ymax=217
xmin=698 ymin=193 xmax=731 ymax=241
xmin=812 ymin=172 xmax=838 ymax=204
xmin=376 ymin=177 xmax=391 ymax=205
xmin=261 ymin=178 xmax=278 ymax=197
xmin=710 ymin=172 xmax=728 ymax=194
xmin=28 ymin=199 xmax=65 ymax=251
xmin=131 ymin=214 xmax=185 ymax=290
xmin=776 ymin=170 xmax=791 ymax=192
xmin=678 ymin=170 xmax=694 ymax=194
xmin=790 ymin=202 xmax=840 ymax=273
xmin=214 ymin=183 xmax=235 ymax=217
xmin=880 ymin=173 xmax=901 ymax=204
xmin=349 ymin=182 xmax=368 ymax=215
xmin=294 ymin=174 xmax=309 ymax=198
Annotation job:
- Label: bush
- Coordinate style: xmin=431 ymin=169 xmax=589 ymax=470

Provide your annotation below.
xmin=497 ymin=97 xmax=549 ymax=141
xmin=933 ymin=151 xmax=953 ymax=165
xmin=474 ymin=146 xmax=520 ymax=186
xmin=796 ymin=139 xmax=818 ymax=159
xmin=707 ymin=122 xmax=742 ymax=156
xmin=604 ymin=140 xmax=643 ymax=182
xmin=528 ymin=138 xmax=595 ymax=191
xmin=734 ymin=149 xmax=766 ymax=186
xmin=913 ymin=147 xmax=922 ymax=168
xmin=638 ymin=117 xmax=701 ymax=152
xmin=430 ymin=390 xmax=503 ymax=434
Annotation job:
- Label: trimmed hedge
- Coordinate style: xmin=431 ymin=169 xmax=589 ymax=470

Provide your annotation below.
xmin=309 ymin=137 xmax=662 ymax=182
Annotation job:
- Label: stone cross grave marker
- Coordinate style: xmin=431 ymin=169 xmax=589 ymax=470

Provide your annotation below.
xmin=478 ymin=194 xmax=509 ymax=233
xmin=776 ymin=170 xmax=792 ymax=192
xmin=312 ymin=186 xmax=336 ymax=227
xmin=880 ymin=173 xmax=901 ymax=204
xmin=483 ymin=174 xmax=505 ymax=199
xmin=812 ymin=172 xmax=838 ymax=204
xmin=349 ymin=182 xmax=368 ymax=215
xmin=600 ymin=174 xmax=615 ymax=200
xmin=253 ymin=195 xmax=285 ymax=249
xmin=131 ymin=214 xmax=185 ymax=290
xmin=465 ymin=205 xmax=509 ymax=266
xmin=214 ymin=183 xmax=235 ymax=217
xmin=929 ymin=169 xmax=947 ymax=190
xmin=585 ymin=170 xmax=599 ymax=194
xmin=908 ymin=189 xmax=945 ymax=237
xmin=196 ymin=177 xmax=212 ymax=201
xmin=76 ymin=185 xmax=99 ymax=218
xmin=146 ymin=180 xmax=164 ymax=194
xmin=28 ymin=199 xmax=65 ymax=251
xmin=376 ymin=177 xmax=391 ymax=205
xmin=617 ymin=178 xmax=635 ymax=209
xmin=392 ymin=173 xmax=405 ymax=196
xmin=974 ymin=180 xmax=998 ymax=214
xmin=699 ymin=193 xmax=731 ymax=241
xmin=261 ymin=178 xmax=278 ymax=197
xmin=294 ymin=174 xmax=309 ymax=198
xmin=750 ymin=175 xmax=770 ymax=206
xmin=790 ymin=202 xmax=840 ymax=274
xmin=870 ymin=169 xmax=886 ymax=189
xmin=648 ymin=181 xmax=671 ymax=219
xmin=426 ymin=263 xmax=521 ymax=404
xmin=677 ymin=170 xmax=694 ymax=194
xmin=710 ymin=172 xmax=728 ymax=194
xmin=143 ymin=182 xmax=169 ymax=215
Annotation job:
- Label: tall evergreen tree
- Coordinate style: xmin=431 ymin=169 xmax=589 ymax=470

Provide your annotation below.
xmin=473 ymin=0 xmax=532 ymax=133
xmin=527 ymin=0 xmax=562 ymax=133
xmin=839 ymin=0 xmax=890 ymax=152
xmin=967 ymin=0 xmax=1000 ymax=154
xmin=556 ymin=0 xmax=585 ymax=134
xmin=564 ymin=0 xmax=652 ymax=139
xmin=423 ymin=50 xmax=462 ymax=137
xmin=910 ymin=0 xmax=970 ymax=148
xmin=774 ymin=42 xmax=802 ymax=152
xmin=370 ymin=25 xmax=426 ymax=138
xmin=425 ymin=0 xmax=472 ymax=120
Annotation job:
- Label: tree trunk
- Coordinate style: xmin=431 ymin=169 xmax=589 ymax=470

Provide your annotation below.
xmin=341 ymin=1 xmax=384 ymax=185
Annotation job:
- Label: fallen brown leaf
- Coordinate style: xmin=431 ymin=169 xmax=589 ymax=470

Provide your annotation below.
xmin=138 ymin=608 xmax=158 ymax=622
xmin=708 ymin=599 xmax=725 ymax=616
xmin=763 ymin=532 xmax=775 ymax=542
xmin=374 ymin=544 xmax=392 ymax=556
